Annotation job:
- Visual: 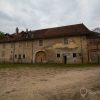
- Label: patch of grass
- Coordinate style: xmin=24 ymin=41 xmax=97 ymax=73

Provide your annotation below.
xmin=0 ymin=63 xmax=99 ymax=69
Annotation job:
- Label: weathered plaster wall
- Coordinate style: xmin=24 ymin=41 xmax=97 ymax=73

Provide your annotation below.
xmin=14 ymin=41 xmax=33 ymax=63
xmin=33 ymin=36 xmax=88 ymax=64
xmin=0 ymin=43 xmax=14 ymax=63
xmin=0 ymin=36 xmax=88 ymax=64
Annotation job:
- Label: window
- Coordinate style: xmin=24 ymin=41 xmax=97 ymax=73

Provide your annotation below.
xmin=39 ymin=40 xmax=43 ymax=46
xmin=73 ymin=53 xmax=76 ymax=57
xmin=23 ymin=54 xmax=25 ymax=59
xmin=18 ymin=54 xmax=21 ymax=59
xmin=15 ymin=54 xmax=17 ymax=58
xmin=57 ymin=53 xmax=60 ymax=58
xmin=64 ymin=38 xmax=68 ymax=44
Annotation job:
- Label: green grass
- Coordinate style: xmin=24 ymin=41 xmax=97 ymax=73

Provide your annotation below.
xmin=0 ymin=63 xmax=99 ymax=69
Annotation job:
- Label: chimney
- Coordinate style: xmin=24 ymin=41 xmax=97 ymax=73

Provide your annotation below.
xmin=26 ymin=28 xmax=28 ymax=33
xmin=16 ymin=27 xmax=19 ymax=34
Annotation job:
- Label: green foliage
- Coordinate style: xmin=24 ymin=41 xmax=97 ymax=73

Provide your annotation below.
xmin=0 ymin=63 xmax=99 ymax=69
xmin=0 ymin=31 xmax=5 ymax=39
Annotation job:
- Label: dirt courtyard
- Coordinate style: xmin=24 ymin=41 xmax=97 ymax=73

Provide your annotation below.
xmin=0 ymin=66 xmax=100 ymax=100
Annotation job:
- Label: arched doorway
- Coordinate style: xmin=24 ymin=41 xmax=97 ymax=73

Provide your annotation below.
xmin=35 ymin=51 xmax=46 ymax=63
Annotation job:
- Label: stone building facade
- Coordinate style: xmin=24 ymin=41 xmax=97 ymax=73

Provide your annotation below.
xmin=0 ymin=23 xmax=99 ymax=64
xmin=88 ymin=36 xmax=100 ymax=63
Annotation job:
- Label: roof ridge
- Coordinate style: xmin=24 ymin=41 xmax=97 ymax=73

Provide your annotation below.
xmin=31 ymin=23 xmax=85 ymax=32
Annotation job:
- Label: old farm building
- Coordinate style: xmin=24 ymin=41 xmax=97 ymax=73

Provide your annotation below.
xmin=0 ymin=23 xmax=100 ymax=64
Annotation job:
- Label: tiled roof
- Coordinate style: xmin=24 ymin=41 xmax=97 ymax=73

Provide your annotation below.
xmin=33 ymin=23 xmax=90 ymax=39
xmin=0 ymin=23 xmax=98 ymax=43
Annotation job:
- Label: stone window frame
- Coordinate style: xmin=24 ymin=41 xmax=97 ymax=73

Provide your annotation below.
xmin=23 ymin=54 xmax=25 ymax=59
xmin=73 ymin=53 xmax=77 ymax=57
xmin=18 ymin=54 xmax=21 ymax=59
xmin=57 ymin=53 xmax=60 ymax=58
xmin=15 ymin=54 xmax=17 ymax=58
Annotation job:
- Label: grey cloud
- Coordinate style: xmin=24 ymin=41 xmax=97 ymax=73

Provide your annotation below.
xmin=0 ymin=11 xmax=13 ymax=21
xmin=0 ymin=0 xmax=100 ymax=33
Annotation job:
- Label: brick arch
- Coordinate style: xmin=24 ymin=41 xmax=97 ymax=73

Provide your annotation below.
xmin=35 ymin=51 xmax=46 ymax=63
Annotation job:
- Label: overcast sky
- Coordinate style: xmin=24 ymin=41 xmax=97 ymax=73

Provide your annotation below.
xmin=0 ymin=0 xmax=100 ymax=33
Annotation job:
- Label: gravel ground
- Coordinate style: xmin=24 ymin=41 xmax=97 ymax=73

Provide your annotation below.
xmin=0 ymin=67 xmax=100 ymax=100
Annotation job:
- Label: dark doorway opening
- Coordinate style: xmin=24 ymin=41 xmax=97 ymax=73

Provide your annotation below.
xmin=63 ymin=56 xmax=67 ymax=64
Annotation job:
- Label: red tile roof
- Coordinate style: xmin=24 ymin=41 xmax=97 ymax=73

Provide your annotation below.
xmin=33 ymin=23 xmax=90 ymax=39
xmin=0 ymin=23 xmax=97 ymax=43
